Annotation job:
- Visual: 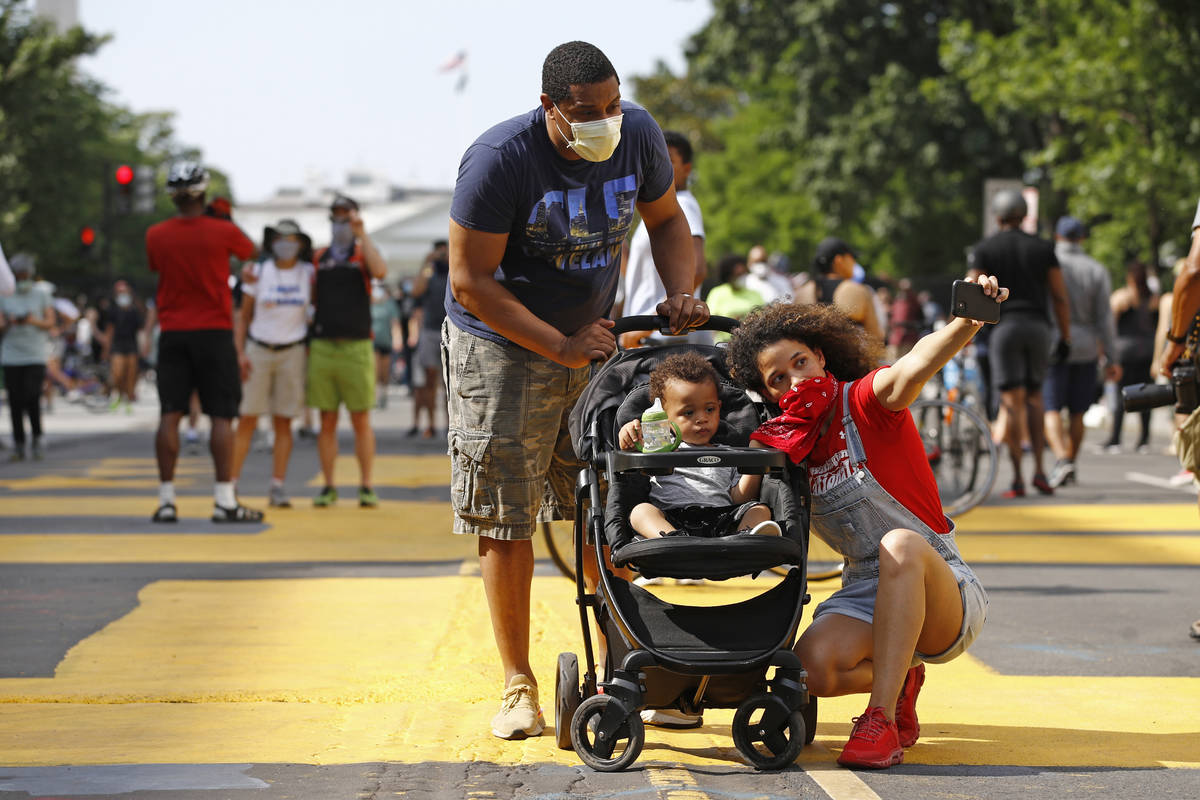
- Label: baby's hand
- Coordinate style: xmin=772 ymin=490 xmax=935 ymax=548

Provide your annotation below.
xmin=618 ymin=419 xmax=642 ymax=451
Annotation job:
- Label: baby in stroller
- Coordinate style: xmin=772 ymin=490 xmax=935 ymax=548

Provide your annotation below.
xmin=616 ymin=351 xmax=782 ymax=540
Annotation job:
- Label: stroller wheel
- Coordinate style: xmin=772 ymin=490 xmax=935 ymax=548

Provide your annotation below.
xmin=802 ymin=695 xmax=818 ymax=745
xmin=732 ymin=692 xmax=805 ymax=770
xmin=555 ymin=652 xmax=582 ymax=750
xmin=570 ymin=694 xmax=645 ymax=772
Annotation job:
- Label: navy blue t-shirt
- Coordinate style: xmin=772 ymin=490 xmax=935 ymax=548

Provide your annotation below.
xmin=448 ymin=101 xmax=673 ymax=346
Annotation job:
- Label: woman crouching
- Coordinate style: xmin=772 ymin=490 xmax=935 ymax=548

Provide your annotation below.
xmin=726 ymin=274 xmax=1006 ymax=769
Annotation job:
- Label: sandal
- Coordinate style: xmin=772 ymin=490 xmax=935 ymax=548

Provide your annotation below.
xmin=1031 ymin=473 xmax=1055 ymax=495
xmin=151 ymin=503 xmax=178 ymax=523
xmin=212 ymin=504 xmax=265 ymax=523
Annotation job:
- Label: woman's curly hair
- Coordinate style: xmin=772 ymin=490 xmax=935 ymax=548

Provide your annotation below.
xmin=649 ymin=351 xmax=719 ymax=401
xmin=727 ymin=302 xmax=882 ymax=394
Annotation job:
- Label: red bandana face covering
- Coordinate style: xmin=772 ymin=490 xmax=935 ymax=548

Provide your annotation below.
xmin=750 ymin=372 xmax=839 ymax=464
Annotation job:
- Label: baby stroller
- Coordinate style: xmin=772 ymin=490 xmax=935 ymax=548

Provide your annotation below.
xmin=556 ymin=315 xmax=816 ymax=771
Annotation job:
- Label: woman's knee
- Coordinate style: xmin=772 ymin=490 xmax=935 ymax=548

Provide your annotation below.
xmin=878 ymin=528 xmax=935 ymax=577
xmin=794 ymin=638 xmax=839 ymax=696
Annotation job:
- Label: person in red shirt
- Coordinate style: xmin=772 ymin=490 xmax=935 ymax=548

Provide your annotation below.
xmin=145 ymin=161 xmax=262 ymax=523
xmin=727 ymin=274 xmax=1007 ymax=770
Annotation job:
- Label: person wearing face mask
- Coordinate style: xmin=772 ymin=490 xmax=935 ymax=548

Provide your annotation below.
xmin=146 ymin=161 xmax=261 ymax=523
xmin=231 ymin=220 xmax=315 ymax=508
xmin=0 ymin=254 xmax=56 ymax=460
xmin=745 ymin=244 xmax=793 ymax=303
xmin=447 ymin=40 xmax=707 ymax=741
xmin=308 ymin=195 xmax=389 ymax=509
xmin=704 ymin=254 xmax=765 ymax=341
xmin=102 ymin=280 xmax=146 ymax=413
xmin=796 ymin=236 xmax=885 ymax=345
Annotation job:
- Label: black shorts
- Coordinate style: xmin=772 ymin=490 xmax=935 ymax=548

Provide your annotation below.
xmin=662 ymin=501 xmax=760 ymax=538
xmin=111 ymin=339 xmax=139 ymax=356
xmin=1043 ymin=361 xmax=1098 ymax=414
xmin=990 ymin=316 xmax=1051 ymax=392
xmin=156 ymin=329 xmax=241 ymax=418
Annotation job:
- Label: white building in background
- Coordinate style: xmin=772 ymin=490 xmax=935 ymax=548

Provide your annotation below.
xmin=233 ymin=173 xmax=452 ymax=279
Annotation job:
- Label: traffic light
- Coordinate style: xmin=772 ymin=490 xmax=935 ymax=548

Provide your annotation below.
xmin=114 ymin=164 xmax=134 ymax=214
xmin=132 ymin=166 xmax=156 ymax=214
xmin=79 ymin=226 xmax=96 ymax=256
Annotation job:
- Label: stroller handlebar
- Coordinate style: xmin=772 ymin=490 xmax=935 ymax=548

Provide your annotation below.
xmin=610 ymin=314 xmax=739 ymax=338
xmin=607 ymin=446 xmax=788 ymax=478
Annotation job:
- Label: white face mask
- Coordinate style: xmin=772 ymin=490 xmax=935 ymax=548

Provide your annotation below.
xmin=552 ymin=104 xmax=623 ymax=162
xmin=749 ymin=261 xmax=770 ymax=278
xmin=116 ymin=293 xmax=132 ymax=308
xmin=731 ymin=274 xmax=748 ymax=290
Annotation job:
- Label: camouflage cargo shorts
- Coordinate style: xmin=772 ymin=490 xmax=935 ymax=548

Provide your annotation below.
xmin=441 ymin=318 xmax=590 ymax=540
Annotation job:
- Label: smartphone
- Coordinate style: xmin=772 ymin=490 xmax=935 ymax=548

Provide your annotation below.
xmin=950 ymin=280 xmax=1000 ymax=324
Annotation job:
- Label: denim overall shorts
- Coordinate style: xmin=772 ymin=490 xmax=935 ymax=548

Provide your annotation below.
xmin=808 ymin=381 xmax=988 ymax=664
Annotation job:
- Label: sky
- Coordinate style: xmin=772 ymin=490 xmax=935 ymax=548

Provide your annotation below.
xmin=75 ymin=0 xmax=714 ymax=203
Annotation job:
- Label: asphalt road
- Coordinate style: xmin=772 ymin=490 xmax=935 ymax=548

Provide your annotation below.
xmin=0 ymin=389 xmax=1197 ymax=800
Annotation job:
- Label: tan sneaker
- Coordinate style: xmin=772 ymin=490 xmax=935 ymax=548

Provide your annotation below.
xmin=491 ymin=674 xmax=545 ymax=740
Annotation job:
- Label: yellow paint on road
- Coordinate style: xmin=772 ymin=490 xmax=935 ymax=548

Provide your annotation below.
xmin=955 ymin=503 xmax=1198 ymax=532
xmin=303 ymin=455 xmax=449 ymax=488
xmin=0 ymin=575 xmax=1197 ymax=770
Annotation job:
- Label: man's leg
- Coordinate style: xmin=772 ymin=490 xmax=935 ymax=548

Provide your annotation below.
xmin=210 ymin=417 xmax=235 ymax=483
xmin=1043 ymin=407 xmax=1068 ymax=461
xmin=156 ymin=412 xmax=184 ymax=482
xmin=1025 ymin=388 xmax=1050 ymax=481
xmin=479 ymin=536 xmax=536 ymax=684
xmin=349 ymin=409 xmax=375 ymax=487
xmin=318 ymin=409 xmax=339 ymax=487
xmin=1067 ymin=411 xmax=1086 ymax=461
xmin=231 ymin=415 xmax=258 ymax=482
xmin=271 ymin=415 xmax=293 ymax=482
xmin=998 ymin=386 xmax=1026 ymax=486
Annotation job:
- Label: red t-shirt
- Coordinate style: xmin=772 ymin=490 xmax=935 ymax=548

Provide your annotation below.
xmin=146 ymin=216 xmax=255 ymax=331
xmin=805 ymin=367 xmax=950 ymax=534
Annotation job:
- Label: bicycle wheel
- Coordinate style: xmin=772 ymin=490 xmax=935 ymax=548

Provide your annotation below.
xmin=542 ymin=519 xmax=576 ymax=581
xmin=910 ymin=399 xmax=998 ymax=517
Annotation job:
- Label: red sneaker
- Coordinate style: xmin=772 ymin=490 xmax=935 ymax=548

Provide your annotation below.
xmin=895 ymin=663 xmax=925 ymax=747
xmin=837 ymin=706 xmax=904 ymax=769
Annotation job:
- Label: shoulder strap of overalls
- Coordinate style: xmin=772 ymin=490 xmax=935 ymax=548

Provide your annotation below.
xmin=841 ymin=380 xmax=868 ymax=467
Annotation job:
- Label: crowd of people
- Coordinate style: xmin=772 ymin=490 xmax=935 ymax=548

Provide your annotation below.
xmin=0 ymin=195 xmax=449 ymax=504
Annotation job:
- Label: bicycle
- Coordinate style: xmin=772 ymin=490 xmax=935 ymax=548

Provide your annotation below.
xmin=910 ymin=397 xmax=998 ymax=517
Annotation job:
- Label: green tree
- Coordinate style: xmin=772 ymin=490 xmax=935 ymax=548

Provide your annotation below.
xmin=0 ymin=2 xmax=232 ymax=295
xmin=941 ymin=0 xmax=1200 ymax=271
xmin=636 ymin=1 xmax=1031 ymax=279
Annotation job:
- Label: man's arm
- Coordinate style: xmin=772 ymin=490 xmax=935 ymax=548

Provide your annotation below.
xmin=873 ymin=275 xmax=1008 ymax=411
xmin=448 ymin=219 xmax=614 ymax=368
xmin=637 ymin=185 xmax=708 ymax=333
xmin=1162 ymin=232 xmax=1200 ymax=376
xmin=350 ymin=211 xmax=388 ymax=280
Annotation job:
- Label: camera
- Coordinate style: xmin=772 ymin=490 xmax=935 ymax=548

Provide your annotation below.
xmin=1122 ymin=355 xmax=1199 ymax=415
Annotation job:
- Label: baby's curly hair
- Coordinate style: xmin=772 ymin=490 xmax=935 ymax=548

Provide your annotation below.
xmin=649 ymin=351 xmax=720 ymax=402
xmin=727 ymin=303 xmax=882 ymax=394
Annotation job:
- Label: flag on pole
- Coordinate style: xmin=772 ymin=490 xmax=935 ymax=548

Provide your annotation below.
xmin=438 ymin=50 xmax=469 ymax=93
xmin=439 ymin=50 xmax=467 ymax=73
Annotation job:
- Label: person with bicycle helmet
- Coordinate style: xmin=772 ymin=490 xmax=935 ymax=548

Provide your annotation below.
xmin=145 ymin=160 xmax=261 ymax=523
xmin=726 ymin=274 xmax=1006 ymax=769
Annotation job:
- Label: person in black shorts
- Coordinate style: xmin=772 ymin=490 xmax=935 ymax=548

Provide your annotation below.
xmin=968 ymin=190 xmax=1071 ymax=498
xmin=145 ymin=162 xmax=262 ymax=523
xmin=103 ymin=279 xmax=145 ymax=412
